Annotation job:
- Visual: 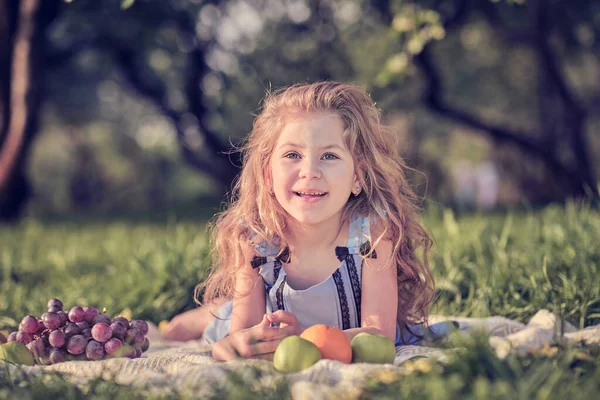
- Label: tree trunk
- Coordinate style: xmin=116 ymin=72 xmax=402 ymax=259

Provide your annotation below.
xmin=0 ymin=0 xmax=59 ymax=222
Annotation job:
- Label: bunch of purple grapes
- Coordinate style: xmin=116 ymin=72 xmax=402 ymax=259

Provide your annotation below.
xmin=5 ymin=299 xmax=150 ymax=365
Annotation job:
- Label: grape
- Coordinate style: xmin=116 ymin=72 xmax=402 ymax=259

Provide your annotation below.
xmin=49 ymin=330 xmax=66 ymax=348
xmin=49 ymin=349 xmax=67 ymax=364
xmin=110 ymin=321 xmax=127 ymax=339
xmin=140 ymin=337 xmax=150 ymax=353
xmin=20 ymin=315 xmax=40 ymax=334
xmin=124 ymin=328 xmax=139 ymax=345
xmin=92 ymin=313 xmax=111 ymax=325
xmin=131 ymin=320 xmax=149 ymax=336
xmin=104 ymin=338 xmax=123 ymax=355
xmin=47 ymin=298 xmax=63 ymax=311
xmin=64 ymin=322 xmax=81 ymax=338
xmin=42 ymin=312 xmax=61 ymax=330
xmin=120 ymin=344 xmax=136 ymax=359
xmin=26 ymin=338 xmax=46 ymax=359
xmin=10 ymin=300 xmax=150 ymax=363
xmin=57 ymin=311 xmax=69 ymax=326
xmin=91 ymin=322 xmax=112 ymax=343
xmin=66 ymin=335 xmax=87 ymax=355
xmin=113 ymin=317 xmax=130 ymax=329
xmin=82 ymin=306 xmax=99 ymax=323
xmin=68 ymin=306 xmax=84 ymax=323
xmin=16 ymin=331 xmax=32 ymax=345
xmin=85 ymin=340 xmax=105 ymax=361
xmin=75 ymin=321 xmax=90 ymax=330
xmin=40 ymin=331 xmax=50 ymax=347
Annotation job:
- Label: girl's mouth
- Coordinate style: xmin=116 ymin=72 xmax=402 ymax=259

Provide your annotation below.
xmin=294 ymin=192 xmax=328 ymax=202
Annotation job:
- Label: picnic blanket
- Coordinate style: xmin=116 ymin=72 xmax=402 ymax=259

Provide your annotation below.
xmin=2 ymin=310 xmax=599 ymax=398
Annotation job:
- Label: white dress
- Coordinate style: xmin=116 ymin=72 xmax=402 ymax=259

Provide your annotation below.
xmin=201 ymin=213 xmax=452 ymax=345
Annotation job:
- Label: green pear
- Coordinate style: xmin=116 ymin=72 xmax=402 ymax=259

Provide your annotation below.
xmin=0 ymin=342 xmax=35 ymax=366
xmin=351 ymin=332 xmax=396 ymax=364
xmin=273 ymin=335 xmax=321 ymax=373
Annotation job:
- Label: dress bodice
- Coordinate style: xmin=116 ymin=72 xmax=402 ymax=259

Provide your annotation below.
xmin=250 ymin=213 xmax=376 ymax=330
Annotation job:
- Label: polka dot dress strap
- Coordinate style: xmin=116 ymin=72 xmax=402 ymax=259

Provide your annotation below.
xmin=346 ymin=214 xmax=376 ymax=257
xmin=250 ymin=239 xmax=290 ymax=287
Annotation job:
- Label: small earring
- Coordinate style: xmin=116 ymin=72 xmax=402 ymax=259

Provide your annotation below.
xmin=354 ymin=187 xmax=361 ymax=196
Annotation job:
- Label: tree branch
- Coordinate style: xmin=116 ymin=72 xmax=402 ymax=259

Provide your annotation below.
xmin=103 ymin=37 xmax=232 ymax=185
xmin=171 ymin=8 xmax=237 ymax=168
xmin=479 ymin=1 xmax=532 ymax=44
xmin=533 ymin=1 xmax=596 ymax=195
xmin=414 ymin=46 xmax=582 ymax=188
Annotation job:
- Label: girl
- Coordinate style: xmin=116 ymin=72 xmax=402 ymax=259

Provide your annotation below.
xmin=163 ymin=81 xmax=440 ymax=361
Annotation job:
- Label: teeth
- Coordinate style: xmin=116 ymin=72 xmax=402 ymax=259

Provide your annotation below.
xmin=297 ymin=192 xmax=325 ymax=196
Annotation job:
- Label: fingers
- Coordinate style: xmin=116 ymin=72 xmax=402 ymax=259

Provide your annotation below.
xmin=248 ymin=338 xmax=280 ymax=356
xmin=259 ymin=324 xmax=297 ymax=341
xmin=211 ymin=323 xmax=297 ymax=361
xmin=266 ymin=310 xmax=298 ymax=326
xmin=266 ymin=311 xmax=300 ymax=335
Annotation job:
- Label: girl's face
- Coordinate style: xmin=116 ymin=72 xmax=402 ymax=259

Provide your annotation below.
xmin=268 ymin=112 xmax=358 ymax=227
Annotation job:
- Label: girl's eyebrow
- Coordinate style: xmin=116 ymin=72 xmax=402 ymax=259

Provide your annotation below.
xmin=277 ymin=143 xmax=345 ymax=151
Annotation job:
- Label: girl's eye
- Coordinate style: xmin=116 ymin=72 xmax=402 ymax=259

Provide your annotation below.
xmin=283 ymin=152 xmax=339 ymax=160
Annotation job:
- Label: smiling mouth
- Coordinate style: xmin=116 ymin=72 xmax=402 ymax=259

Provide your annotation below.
xmin=294 ymin=192 xmax=328 ymax=197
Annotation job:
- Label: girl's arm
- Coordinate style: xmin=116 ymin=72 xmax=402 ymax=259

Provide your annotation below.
xmin=229 ymin=244 xmax=266 ymax=334
xmin=343 ymin=223 xmax=398 ymax=342
xmin=211 ymin=246 xmax=301 ymax=361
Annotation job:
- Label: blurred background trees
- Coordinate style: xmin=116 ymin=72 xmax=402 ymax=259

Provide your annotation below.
xmin=1 ymin=0 xmax=599 ymax=222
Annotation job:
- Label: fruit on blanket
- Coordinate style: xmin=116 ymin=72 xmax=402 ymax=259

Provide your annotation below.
xmin=350 ymin=332 xmax=396 ymax=364
xmin=0 ymin=341 xmax=35 ymax=366
xmin=300 ymin=324 xmax=352 ymax=364
xmin=6 ymin=298 xmax=150 ymax=365
xmin=273 ymin=335 xmax=321 ymax=373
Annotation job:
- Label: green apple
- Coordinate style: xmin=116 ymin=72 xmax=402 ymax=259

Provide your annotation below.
xmin=0 ymin=341 xmax=35 ymax=366
xmin=273 ymin=335 xmax=322 ymax=373
xmin=351 ymin=332 xmax=396 ymax=364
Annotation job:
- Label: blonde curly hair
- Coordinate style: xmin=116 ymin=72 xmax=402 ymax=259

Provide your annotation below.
xmin=195 ymin=81 xmax=435 ymax=329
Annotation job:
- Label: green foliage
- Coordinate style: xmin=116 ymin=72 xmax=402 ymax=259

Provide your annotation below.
xmin=427 ymin=203 xmax=600 ymax=328
xmin=0 ymin=205 xmax=599 ymax=398
xmin=0 ymin=216 xmax=213 ymax=328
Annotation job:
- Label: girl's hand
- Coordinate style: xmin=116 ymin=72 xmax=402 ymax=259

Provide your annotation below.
xmin=266 ymin=310 xmax=303 ymax=335
xmin=211 ymin=314 xmax=297 ymax=361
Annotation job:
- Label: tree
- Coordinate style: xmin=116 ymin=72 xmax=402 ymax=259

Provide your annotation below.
xmin=372 ymin=0 xmax=599 ymax=201
xmin=0 ymin=0 xmax=61 ymax=222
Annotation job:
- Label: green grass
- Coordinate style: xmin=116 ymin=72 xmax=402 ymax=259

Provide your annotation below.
xmin=1 ymin=203 xmax=599 ymax=398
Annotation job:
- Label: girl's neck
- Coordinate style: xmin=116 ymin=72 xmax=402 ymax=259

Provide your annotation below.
xmin=285 ymin=213 xmax=348 ymax=253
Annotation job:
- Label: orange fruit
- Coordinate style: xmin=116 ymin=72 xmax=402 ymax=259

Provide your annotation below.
xmin=300 ymin=324 xmax=352 ymax=364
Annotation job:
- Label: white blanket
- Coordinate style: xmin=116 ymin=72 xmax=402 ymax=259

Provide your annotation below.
xmin=2 ymin=310 xmax=599 ymax=398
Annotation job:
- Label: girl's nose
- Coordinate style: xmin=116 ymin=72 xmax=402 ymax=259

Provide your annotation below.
xmin=299 ymin=158 xmax=321 ymax=179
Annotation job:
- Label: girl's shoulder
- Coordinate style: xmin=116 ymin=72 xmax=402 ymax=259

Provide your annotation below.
xmin=246 ymin=210 xmax=386 ymax=257
xmin=252 ymin=236 xmax=282 ymax=258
